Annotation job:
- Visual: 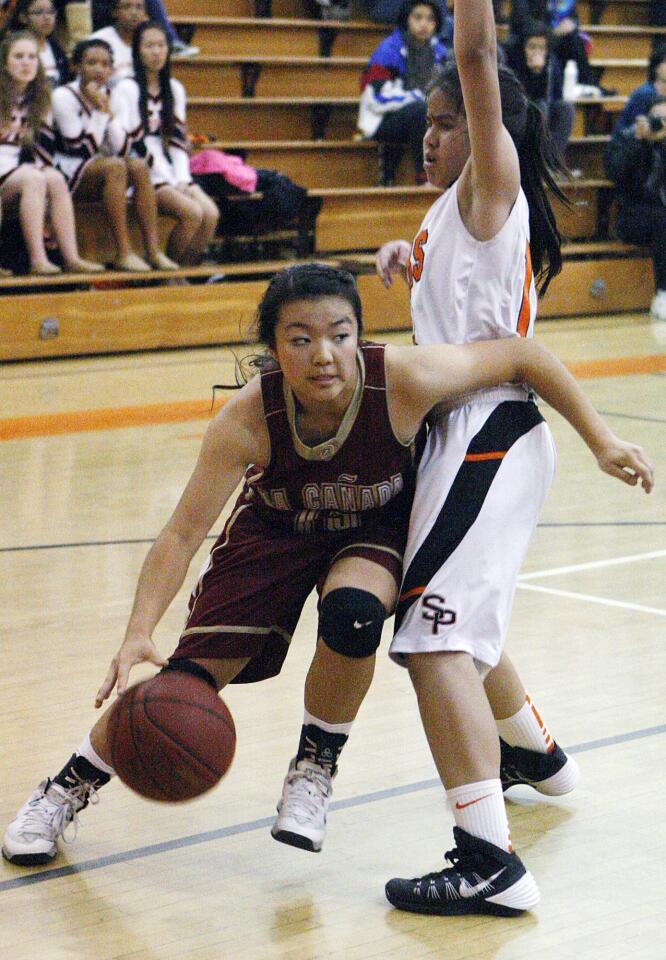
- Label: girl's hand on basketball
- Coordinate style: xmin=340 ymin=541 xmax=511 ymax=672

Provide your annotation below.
xmin=596 ymin=439 xmax=655 ymax=493
xmin=376 ymin=240 xmax=411 ymax=288
xmin=95 ymin=636 xmax=168 ymax=708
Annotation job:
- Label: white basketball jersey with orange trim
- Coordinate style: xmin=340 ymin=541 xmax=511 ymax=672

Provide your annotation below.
xmin=408 ymin=184 xmax=536 ymax=349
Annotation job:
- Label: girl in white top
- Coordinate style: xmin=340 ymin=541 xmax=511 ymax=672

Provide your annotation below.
xmin=376 ymin=0 xmax=621 ymax=917
xmin=109 ymin=21 xmax=218 ymax=265
xmin=0 ymin=31 xmax=102 ymax=274
xmin=51 ymin=37 xmax=177 ymax=271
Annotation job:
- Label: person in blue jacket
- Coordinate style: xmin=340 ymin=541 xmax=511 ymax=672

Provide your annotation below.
xmin=357 ymin=0 xmax=450 ymax=184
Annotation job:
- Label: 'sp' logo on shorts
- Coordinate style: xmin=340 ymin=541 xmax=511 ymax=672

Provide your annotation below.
xmin=421 ymin=594 xmax=456 ymax=634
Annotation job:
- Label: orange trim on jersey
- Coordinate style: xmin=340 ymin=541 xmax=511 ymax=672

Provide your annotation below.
xmin=464 ymin=451 xmax=506 ymax=462
xmin=399 ymin=585 xmax=426 ymax=602
xmin=516 ymin=241 xmax=533 ymax=338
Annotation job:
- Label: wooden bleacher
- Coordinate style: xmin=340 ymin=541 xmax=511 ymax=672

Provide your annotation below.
xmin=0 ymin=0 xmax=658 ymax=361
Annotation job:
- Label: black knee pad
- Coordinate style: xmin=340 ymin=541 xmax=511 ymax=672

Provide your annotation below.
xmin=318 ymin=588 xmax=386 ymax=659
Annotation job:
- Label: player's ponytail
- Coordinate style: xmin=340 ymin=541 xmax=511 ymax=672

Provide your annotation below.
xmin=514 ymin=96 xmax=568 ymax=296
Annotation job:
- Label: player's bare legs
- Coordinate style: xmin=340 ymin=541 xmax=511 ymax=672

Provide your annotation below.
xmin=484 ymin=652 xmax=526 ymax=719
xmin=409 ymin=652 xmax=499 ymax=788
xmin=126 ymin=158 xmax=178 ymax=270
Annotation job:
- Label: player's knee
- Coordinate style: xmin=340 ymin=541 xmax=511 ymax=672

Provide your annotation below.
xmin=319 ymin=588 xmax=386 ymax=659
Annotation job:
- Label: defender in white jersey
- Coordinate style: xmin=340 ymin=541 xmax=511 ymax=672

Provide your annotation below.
xmin=376 ymin=0 xmax=647 ymax=919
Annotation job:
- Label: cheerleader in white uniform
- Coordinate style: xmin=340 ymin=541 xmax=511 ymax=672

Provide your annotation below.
xmin=109 ymin=21 xmax=218 ymax=265
xmin=376 ymin=0 xmax=653 ymax=918
xmin=0 ymin=31 xmax=102 ymax=274
xmin=51 ymin=37 xmax=177 ymax=271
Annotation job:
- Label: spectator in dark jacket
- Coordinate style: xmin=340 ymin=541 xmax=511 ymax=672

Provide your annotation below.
xmin=358 ymin=0 xmax=449 ymax=184
xmin=604 ymin=95 xmax=666 ymax=321
xmin=509 ymin=0 xmax=601 ymax=89
xmin=505 ymin=19 xmax=573 ymax=155
xmin=613 ymin=43 xmax=666 ymax=135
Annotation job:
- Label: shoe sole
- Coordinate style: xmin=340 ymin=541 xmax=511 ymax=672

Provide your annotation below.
xmin=384 ymin=894 xmax=527 ymax=917
xmin=2 ymin=845 xmax=56 ymax=866
xmin=271 ymin=828 xmax=322 ymax=853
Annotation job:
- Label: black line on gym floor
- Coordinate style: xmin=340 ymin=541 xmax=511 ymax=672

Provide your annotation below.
xmin=3 ymin=523 xmax=666 ymax=554
xmin=2 ymin=722 xmax=665 ymax=893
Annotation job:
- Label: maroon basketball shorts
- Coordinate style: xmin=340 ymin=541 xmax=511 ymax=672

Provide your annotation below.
xmin=171 ymin=504 xmax=406 ymax=683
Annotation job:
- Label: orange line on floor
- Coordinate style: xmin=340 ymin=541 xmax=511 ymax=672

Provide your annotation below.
xmin=0 ymin=399 xmax=226 ymax=441
xmin=567 ymin=354 xmax=666 ymax=379
xmin=0 ymin=353 xmax=663 ymax=441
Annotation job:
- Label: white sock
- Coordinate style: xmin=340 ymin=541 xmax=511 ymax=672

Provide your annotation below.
xmin=77 ymin=731 xmax=116 ymax=777
xmin=496 ymin=694 xmax=553 ymax=754
xmin=447 ymin=779 xmax=512 ymax=852
xmin=303 ymin=708 xmax=353 ymax=737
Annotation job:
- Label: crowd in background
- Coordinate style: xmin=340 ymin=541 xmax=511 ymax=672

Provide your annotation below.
xmin=0 ymin=0 xmax=665 ymax=301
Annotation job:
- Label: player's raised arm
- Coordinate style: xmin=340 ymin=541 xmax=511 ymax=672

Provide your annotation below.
xmin=95 ymin=380 xmax=267 ymax=706
xmin=454 ymin=0 xmax=520 ymax=217
xmin=385 ymin=339 xmax=654 ymax=492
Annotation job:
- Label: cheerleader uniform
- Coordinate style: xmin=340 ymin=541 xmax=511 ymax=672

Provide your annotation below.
xmin=108 ymin=76 xmax=191 ymax=189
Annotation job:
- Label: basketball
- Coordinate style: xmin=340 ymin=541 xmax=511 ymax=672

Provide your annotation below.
xmin=107 ymin=669 xmax=236 ymax=803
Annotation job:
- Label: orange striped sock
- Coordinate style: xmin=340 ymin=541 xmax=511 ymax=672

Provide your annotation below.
xmin=496 ymin=694 xmax=553 ymax=754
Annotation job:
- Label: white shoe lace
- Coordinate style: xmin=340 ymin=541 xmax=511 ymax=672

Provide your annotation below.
xmin=20 ymin=776 xmax=100 ymax=846
xmin=280 ymin=765 xmax=331 ymax=824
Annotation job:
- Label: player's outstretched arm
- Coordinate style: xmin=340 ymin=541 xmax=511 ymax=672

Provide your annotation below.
xmin=95 ymin=381 xmax=267 ymax=707
xmin=385 ymin=339 xmax=654 ymax=493
xmin=376 ymin=239 xmax=412 ymax=288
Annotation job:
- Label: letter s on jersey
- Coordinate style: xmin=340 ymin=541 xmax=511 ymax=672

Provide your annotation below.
xmin=407 ymin=229 xmax=429 ymax=289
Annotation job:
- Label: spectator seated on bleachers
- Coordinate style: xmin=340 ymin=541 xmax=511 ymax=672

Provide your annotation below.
xmin=51 ymin=37 xmax=178 ymax=271
xmin=505 ymin=19 xmax=573 ymax=156
xmin=0 ymin=30 xmax=103 ymax=274
xmin=89 ymin=0 xmax=143 ymax=83
xmin=91 ymin=0 xmax=197 ymax=56
xmin=357 ymin=0 xmax=450 ymax=185
xmin=508 ymin=0 xmax=611 ymax=96
xmin=3 ymin=0 xmax=70 ymax=87
xmin=604 ymin=95 xmax=666 ymax=322
xmin=613 ymin=43 xmax=666 ymax=136
xmin=109 ymin=20 xmax=217 ymax=265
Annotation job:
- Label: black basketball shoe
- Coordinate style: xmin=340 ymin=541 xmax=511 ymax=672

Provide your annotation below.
xmin=500 ymin=738 xmax=580 ymax=795
xmin=385 ymin=827 xmax=540 ymax=917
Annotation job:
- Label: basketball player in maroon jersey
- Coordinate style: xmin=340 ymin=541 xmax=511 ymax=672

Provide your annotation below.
xmin=3 ymin=265 xmax=653 ymax=880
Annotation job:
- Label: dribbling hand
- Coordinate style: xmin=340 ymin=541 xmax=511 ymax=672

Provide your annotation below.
xmin=95 ymin=635 xmax=168 ymax=708
xmin=376 ymin=240 xmax=411 ymax=288
xmin=597 ymin=438 xmax=655 ymax=493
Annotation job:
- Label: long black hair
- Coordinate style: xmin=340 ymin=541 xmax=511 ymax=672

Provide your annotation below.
xmin=132 ymin=20 xmax=174 ymax=153
xmin=428 ymin=59 xmax=569 ymax=296
xmin=396 ymin=0 xmax=444 ymax=36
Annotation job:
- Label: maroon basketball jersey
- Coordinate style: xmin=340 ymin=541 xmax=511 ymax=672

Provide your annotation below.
xmin=235 ymin=342 xmax=423 ymax=535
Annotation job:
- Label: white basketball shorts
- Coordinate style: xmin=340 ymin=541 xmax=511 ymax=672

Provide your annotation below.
xmin=390 ymin=396 xmax=557 ymax=670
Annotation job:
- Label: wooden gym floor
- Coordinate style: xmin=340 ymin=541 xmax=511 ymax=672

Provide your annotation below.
xmin=1 ymin=308 xmax=665 ymax=959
